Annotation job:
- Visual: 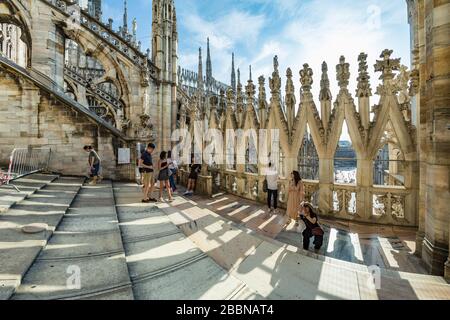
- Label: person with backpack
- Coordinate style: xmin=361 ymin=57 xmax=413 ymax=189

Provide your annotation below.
xmin=299 ymin=202 xmax=324 ymax=251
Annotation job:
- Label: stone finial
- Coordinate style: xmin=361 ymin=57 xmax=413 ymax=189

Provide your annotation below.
xmin=236 ymin=70 xmax=244 ymax=111
xmin=258 ymin=75 xmax=267 ymax=109
xmin=300 ymin=63 xmax=313 ymax=93
xmin=319 ymin=61 xmax=332 ymax=101
xmin=374 ymin=49 xmax=401 ymax=81
xmin=336 ymin=56 xmax=350 ymax=90
xmin=356 ymin=53 xmax=372 ymax=98
xmin=285 ymin=68 xmax=296 ymax=104
xmin=273 ymin=55 xmax=279 ymax=73
xmin=245 ymin=79 xmax=256 ymax=102
xmin=226 ymin=88 xmax=235 ymax=111
xmin=269 ymin=56 xmax=281 ymax=95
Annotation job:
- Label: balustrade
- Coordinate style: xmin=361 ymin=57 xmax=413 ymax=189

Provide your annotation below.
xmin=178 ymin=49 xmax=418 ymax=227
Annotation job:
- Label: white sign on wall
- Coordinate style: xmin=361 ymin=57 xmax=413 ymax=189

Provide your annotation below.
xmin=118 ymin=148 xmax=131 ymax=164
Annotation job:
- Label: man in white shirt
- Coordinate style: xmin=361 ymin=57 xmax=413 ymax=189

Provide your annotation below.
xmin=266 ymin=162 xmax=279 ymax=216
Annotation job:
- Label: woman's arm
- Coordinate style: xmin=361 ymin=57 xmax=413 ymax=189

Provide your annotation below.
xmin=305 ymin=215 xmax=317 ymax=224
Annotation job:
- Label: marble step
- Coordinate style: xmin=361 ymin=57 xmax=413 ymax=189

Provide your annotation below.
xmin=0 ymin=174 xmax=59 ymax=213
xmin=113 ymin=182 xmax=262 ymax=300
xmin=0 ymin=176 xmax=84 ymax=300
xmin=11 ymin=180 xmax=134 ymax=300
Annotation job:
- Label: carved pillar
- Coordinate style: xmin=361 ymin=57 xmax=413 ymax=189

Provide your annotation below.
xmin=420 ymin=0 xmax=450 ymax=277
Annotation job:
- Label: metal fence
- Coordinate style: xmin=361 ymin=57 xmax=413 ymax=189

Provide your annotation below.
xmin=0 ymin=147 xmax=52 ymax=191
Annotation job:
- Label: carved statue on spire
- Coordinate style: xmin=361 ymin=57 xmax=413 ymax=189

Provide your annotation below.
xmin=356 ymin=53 xmax=372 ymax=98
xmin=300 ymin=63 xmax=313 ymax=94
xmin=336 ymin=56 xmax=350 ymax=90
xmin=269 ymin=56 xmax=281 ymax=96
xmin=285 ymin=68 xmax=296 ymax=106
xmin=319 ymin=62 xmax=332 ymax=101
xmin=258 ymin=75 xmax=267 ymax=109
xmin=374 ymin=49 xmax=401 ymax=95
xmin=375 ymin=49 xmax=401 ymax=81
xmin=132 ymin=18 xmax=137 ymax=36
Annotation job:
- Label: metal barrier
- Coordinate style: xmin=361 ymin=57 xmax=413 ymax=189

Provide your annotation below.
xmin=0 ymin=147 xmax=52 ymax=192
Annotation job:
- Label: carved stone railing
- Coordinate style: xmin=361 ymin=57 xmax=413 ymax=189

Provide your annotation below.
xmin=178 ymin=49 xmax=419 ymax=227
xmin=332 ymin=184 xmax=358 ymax=217
xmin=41 ymin=0 xmax=158 ymax=79
xmin=64 ymin=64 xmax=123 ymax=110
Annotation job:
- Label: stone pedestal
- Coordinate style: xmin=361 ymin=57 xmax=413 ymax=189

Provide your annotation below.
xmin=422 ymin=237 xmax=449 ymax=276
xmin=197 ymin=175 xmax=212 ymax=197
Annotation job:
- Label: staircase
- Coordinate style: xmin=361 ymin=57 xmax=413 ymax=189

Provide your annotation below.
xmin=0 ymin=174 xmax=449 ymax=300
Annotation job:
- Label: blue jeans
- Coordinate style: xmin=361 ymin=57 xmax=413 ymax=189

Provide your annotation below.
xmin=169 ymin=169 xmax=177 ymax=191
xmin=91 ymin=163 xmax=100 ymax=177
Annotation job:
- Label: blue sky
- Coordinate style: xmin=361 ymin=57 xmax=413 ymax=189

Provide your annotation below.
xmin=102 ymin=0 xmax=411 ymax=140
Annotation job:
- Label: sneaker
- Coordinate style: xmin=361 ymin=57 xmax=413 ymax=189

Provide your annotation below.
xmin=168 ymin=198 xmax=174 ymax=203
xmin=142 ymin=199 xmax=150 ymax=203
xmin=159 ymin=198 xmax=164 ymax=202
xmin=149 ymin=198 xmax=158 ymax=203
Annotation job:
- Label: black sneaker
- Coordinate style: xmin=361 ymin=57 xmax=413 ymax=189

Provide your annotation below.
xmin=149 ymin=198 xmax=158 ymax=203
xmin=142 ymin=199 xmax=150 ymax=203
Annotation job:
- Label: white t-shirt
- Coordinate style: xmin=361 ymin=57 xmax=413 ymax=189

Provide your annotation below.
xmin=168 ymin=158 xmax=178 ymax=170
xmin=266 ymin=169 xmax=278 ymax=191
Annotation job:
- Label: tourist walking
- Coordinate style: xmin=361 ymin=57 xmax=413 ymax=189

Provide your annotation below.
xmin=299 ymin=202 xmax=324 ymax=251
xmin=167 ymin=150 xmax=178 ymax=193
xmin=83 ymin=146 xmax=102 ymax=185
xmin=266 ymin=163 xmax=279 ymax=216
xmin=139 ymin=143 xmax=157 ymax=203
xmin=184 ymin=155 xmax=201 ymax=196
xmin=157 ymin=151 xmax=173 ymax=202
xmin=286 ymin=171 xmax=304 ymax=226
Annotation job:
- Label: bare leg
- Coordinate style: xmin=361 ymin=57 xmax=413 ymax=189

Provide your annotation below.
xmin=143 ymin=176 xmax=150 ymax=201
xmin=147 ymin=178 xmax=155 ymax=200
xmin=166 ymin=180 xmax=173 ymax=200
xmin=159 ymin=181 xmax=164 ymax=200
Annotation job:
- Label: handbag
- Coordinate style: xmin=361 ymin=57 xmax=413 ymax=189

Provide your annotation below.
xmin=312 ymin=227 xmax=324 ymax=237
xmin=263 ymin=179 xmax=268 ymax=193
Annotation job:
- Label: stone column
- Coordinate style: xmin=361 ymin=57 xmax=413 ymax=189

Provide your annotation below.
xmin=318 ymin=157 xmax=333 ymax=215
xmin=415 ymin=0 xmax=427 ymax=257
xmin=356 ymin=159 xmax=373 ymax=220
xmin=420 ymin=0 xmax=450 ymax=276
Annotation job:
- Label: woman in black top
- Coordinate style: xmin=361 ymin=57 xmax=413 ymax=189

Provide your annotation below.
xmin=299 ymin=202 xmax=324 ymax=251
xmin=184 ymin=155 xmax=201 ymax=196
xmin=158 ymin=151 xmax=173 ymax=202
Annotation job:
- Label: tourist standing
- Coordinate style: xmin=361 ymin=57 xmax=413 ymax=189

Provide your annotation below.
xmin=286 ymin=171 xmax=304 ymax=226
xmin=299 ymin=202 xmax=324 ymax=251
xmin=83 ymin=146 xmax=102 ymax=185
xmin=139 ymin=143 xmax=157 ymax=203
xmin=184 ymin=155 xmax=201 ymax=196
xmin=157 ymin=151 xmax=173 ymax=202
xmin=266 ymin=163 xmax=279 ymax=216
xmin=167 ymin=150 xmax=178 ymax=193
